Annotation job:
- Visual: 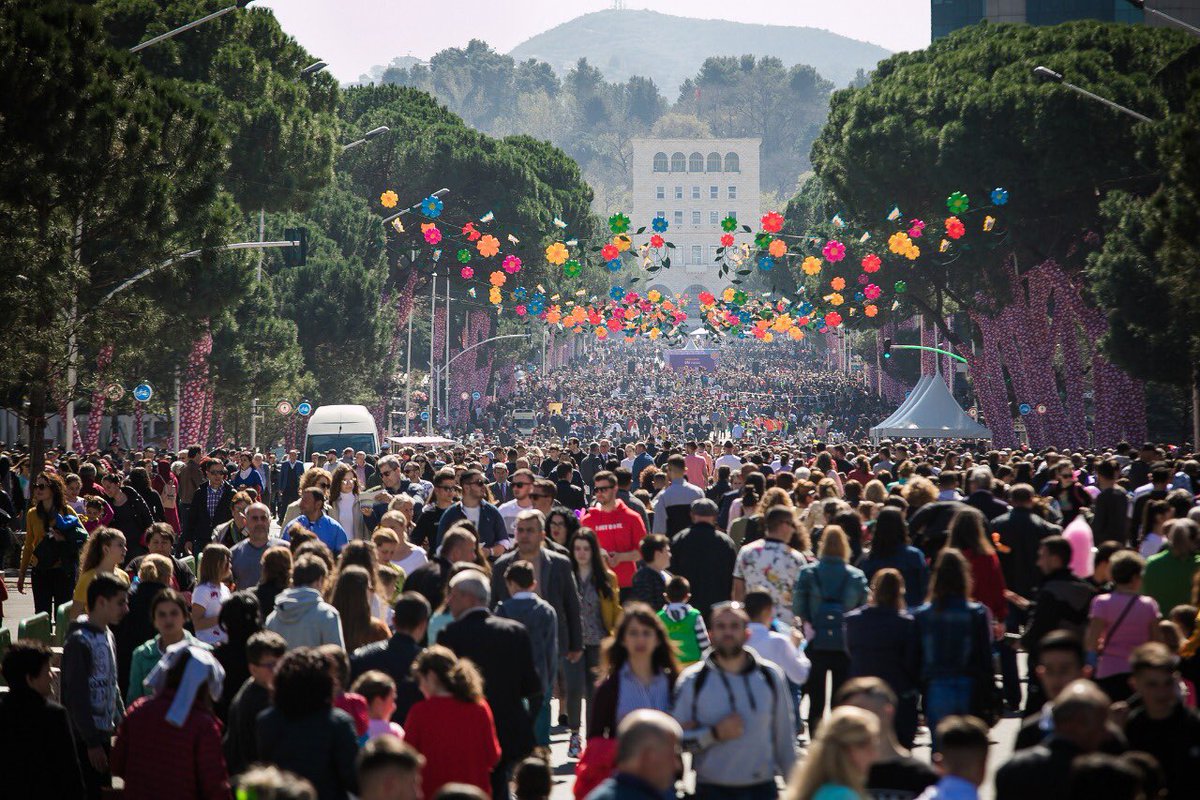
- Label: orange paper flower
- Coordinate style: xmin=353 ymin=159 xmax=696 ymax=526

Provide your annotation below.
xmin=477 ymin=234 xmax=500 ymax=257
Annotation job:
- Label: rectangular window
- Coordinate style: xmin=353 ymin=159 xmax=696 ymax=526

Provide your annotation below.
xmin=675 ymin=186 xmax=683 ymax=200
xmin=691 ymin=245 xmax=702 ymax=264
xmin=728 ymin=185 xmax=737 ymax=200
xmin=674 ymin=210 xmax=683 ymax=227
xmin=710 ymin=185 xmax=718 ymax=199
xmin=709 ymin=210 xmax=719 ymax=225
xmin=692 ymin=211 xmax=701 ymax=225
xmin=728 ymin=211 xmax=737 ymax=222
xmin=656 ymin=211 xmax=665 ymax=221
xmin=656 ymin=186 xmax=664 ymax=200
xmin=691 ymin=186 xmax=700 ymax=199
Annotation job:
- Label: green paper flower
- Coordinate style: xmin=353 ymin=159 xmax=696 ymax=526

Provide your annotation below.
xmin=457 ymin=249 xmax=471 ymax=264
xmin=608 ymin=212 xmax=630 ymax=234
xmin=754 ymin=232 xmax=772 ymax=250
xmin=946 ymin=191 xmax=969 ymax=214
xmin=721 ymin=215 xmax=738 ymax=232
xmin=733 ymin=289 xmax=748 ymax=304
xmin=894 ymin=280 xmax=908 ymax=293
xmin=563 ymin=259 xmax=582 ymax=277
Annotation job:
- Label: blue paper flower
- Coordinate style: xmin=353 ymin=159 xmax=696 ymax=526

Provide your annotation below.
xmin=797 ymin=301 xmax=814 ymax=316
xmin=758 ymin=255 xmax=774 ymax=271
xmin=609 ymin=286 xmax=624 ymax=301
xmin=854 ymin=291 xmax=865 ymax=302
xmin=991 ymin=188 xmax=1009 ymax=206
xmin=421 ymin=195 xmax=444 ymax=218
xmin=651 ymin=216 xmax=669 ymax=233
xmin=528 ymin=297 xmax=545 ymax=315
xmin=513 ymin=286 xmax=528 ymax=301
xmin=605 ymin=259 xmax=622 ymax=272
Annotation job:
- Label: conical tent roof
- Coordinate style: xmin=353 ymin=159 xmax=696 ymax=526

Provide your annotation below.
xmin=870 ymin=373 xmax=991 ymax=441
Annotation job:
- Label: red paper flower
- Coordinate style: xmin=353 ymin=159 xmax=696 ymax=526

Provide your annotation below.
xmin=861 ymin=253 xmax=881 ymax=273
xmin=601 ymin=243 xmax=620 ymax=261
xmin=462 ymin=222 xmax=482 ymax=242
xmin=945 ymin=216 xmax=966 ymax=239
xmin=824 ymin=311 xmax=843 ymax=328
xmin=720 ymin=233 xmax=735 ymax=247
xmin=761 ymin=211 xmax=784 ymax=233
xmin=699 ymin=291 xmax=715 ymax=306
xmin=650 ymin=234 xmax=665 ymax=248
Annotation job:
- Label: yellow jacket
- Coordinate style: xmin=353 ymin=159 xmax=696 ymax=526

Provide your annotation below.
xmin=20 ymin=506 xmax=50 ymax=573
xmin=599 ymin=570 xmax=623 ymax=635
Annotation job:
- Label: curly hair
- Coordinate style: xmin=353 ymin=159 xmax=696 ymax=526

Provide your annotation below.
xmin=272 ymin=648 xmax=334 ymax=716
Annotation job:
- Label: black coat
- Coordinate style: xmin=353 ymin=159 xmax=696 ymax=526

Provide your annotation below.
xmin=491 ymin=547 xmax=583 ymax=654
xmin=277 ymin=460 xmax=305 ymax=501
xmin=845 ymin=606 xmax=921 ymax=697
xmin=438 ymin=608 xmax=542 ymax=760
xmin=349 ymin=633 xmax=423 ymax=724
xmin=965 ymin=490 xmax=1010 ymax=521
xmin=258 ymin=707 xmax=359 ymax=800
xmin=995 ymin=736 xmax=1085 ymax=800
xmin=113 ymin=578 xmax=170 ymax=693
xmin=186 ymin=483 xmax=234 ymax=552
xmin=669 ymin=523 xmax=736 ymax=616
xmin=1091 ymin=486 xmax=1130 ymax=544
xmin=993 ymin=507 xmax=1062 ymax=599
xmin=0 ymin=689 xmax=85 ymax=798
xmin=556 ymin=480 xmax=586 ymax=512
xmin=629 ymin=565 xmax=668 ymax=611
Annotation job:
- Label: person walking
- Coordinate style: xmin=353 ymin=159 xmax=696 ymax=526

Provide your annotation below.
xmin=17 ymin=471 xmax=87 ymax=615
xmin=582 ymin=470 xmax=649 ymax=598
xmin=669 ymin=498 xmax=737 ymax=618
xmin=1084 ymin=550 xmax=1161 ymax=702
xmin=783 ymin=706 xmax=879 ymax=800
xmin=565 ymin=528 xmax=621 ymax=758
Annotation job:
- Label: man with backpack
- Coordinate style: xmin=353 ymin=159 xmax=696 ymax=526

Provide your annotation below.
xmin=672 ymin=602 xmax=797 ymax=799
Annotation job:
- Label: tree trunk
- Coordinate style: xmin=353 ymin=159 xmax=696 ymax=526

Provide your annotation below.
xmin=28 ymin=369 xmax=48 ymax=476
xmin=1193 ymin=364 xmax=1200 ymax=450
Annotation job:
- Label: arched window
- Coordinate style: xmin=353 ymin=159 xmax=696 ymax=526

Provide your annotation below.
xmin=652 ymin=152 xmax=668 ymax=172
xmin=670 ymin=152 xmax=686 ymax=172
xmin=724 ymin=152 xmax=740 ymax=172
xmin=689 ymin=152 xmax=704 ymax=172
xmin=707 ymin=152 xmax=721 ymax=172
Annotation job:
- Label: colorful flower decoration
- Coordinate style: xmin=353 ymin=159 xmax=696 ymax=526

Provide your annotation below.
xmin=864 ymin=283 xmax=882 ymax=300
xmin=502 ymin=254 xmax=522 ymax=274
xmin=652 ymin=216 xmax=669 ymax=233
xmin=600 ymin=243 xmax=620 ymax=261
xmin=515 ymin=304 xmax=527 ymax=317
xmin=753 ymin=232 xmax=772 ymax=250
xmin=613 ymin=234 xmax=632 ymax=252
xmin=823 ymin=240 xmax=846 ymax=262
xmin=733 ymin=289 xmax=748 ymax=304
xmin=946 ymin=191 xmax=969 ymax=214
xmin=489 ymin=288 xmax=502 ymax=304
xmin=865 ymin=304 xmax=878 ymax=317
xmin=380 ymin=190 xmax=399 ymax=209
xmin=761 ymin=211 xmax=784 ymax=233
xmin=758 ymin=255 xmax=774 ymax=271
xmin=983 ymin=216 xmax=996 ymax=232
xmin=460 ymin=266 xmax=474 ymax=279
xmin=489 ymin=271 xmax=506 ymax=287
xmin=722 ymin=288 xmax=736 ymax=302
xmin=854 ymin=291 xmax=865 ymax=302
xmin=990 ymin=188 xmax=1009 ymax=206
xmin=420 ymin=195 xmax=443 ymax=218
xmin=513 ymin=287 xmax=528 ymax=302
xmin=529 ymin=298 xmax=545 ymax=315
xmin=421 ymin=224 xmax=441 ymax=245
xmin=649 ymin=289 xmax=663 ymax=303
xmin=894 ymin=280 xmax=908 ymax=293
xmin=462 ymin=222 xmax=482 ymax=241
xmin=609 ymin=286 xmax=624 ymax=301
xmin=477 ymin=234 xmax=500 ymax=257
xmin=545 ymin=242 xmax=569 ymax=265
xmin=904 ymin=244 xmax=920 ymax=260
xmin=908 ymin=219 xmax=925 ymax=238
xmin=862 ymin=253 xmax=881 ymax=273
xmin=824 ymin=311 xmax=843 ymax=328
xmin=650 ymin=234 xmax=665 ymax=248
xmin=945 ymin=216 xmax=966 ymax=240
xmin=697 ymin=291 xmax=715 ymax=306
xmin=608 ymin=212 xmax=630 ymax=233
xmin=829 ymin=293 xmax=845 ymax=306
xmin=888 ymin=231 xmax=911 ymax=254
xmin=857 ymin=273 xmax=869 ymax=285
xmin=831 ymin=276 xmax=846 ymax=291
xmin=606 ymin=316 xmax=623 ymax=332
xmin=720 ymin=233 xmax=735 ymax=247
xmin=563 ymin=259 xmax=582 ymax=277
xmin=801 ymin=256 xmax=823 ymax=276
xmin=456 ymin=248 xmax=472 ymax=264
xmin=720 ymin=215 xmax=738 ymax=232
xmin=767 ymin=239 xmax=787 ymax=258
xmin=605 ymin=259 xmax=622 ymax=272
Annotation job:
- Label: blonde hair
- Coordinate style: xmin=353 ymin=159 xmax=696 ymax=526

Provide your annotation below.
xmin=138 ymin=553 xmax=174 ymax=585
xmin=198 ymin=543 xmax=231 ymax=585
xmin=760 ymin=487 xmax=793 ymax=509
xmin=902 ymin=477 xmax=937 ymax=510
xmin=784 ymin=706 xmax=878 ymax=800
xmin=372 ymin=527 xmax=401 ymax=547
xmin=818 ymin=525 xmax=850 ymax=560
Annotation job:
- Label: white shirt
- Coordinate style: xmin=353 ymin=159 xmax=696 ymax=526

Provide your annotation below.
xmin=715 ymin=454 xmax=743 ymax=472
xmin=394 ymin=547 xmax=429 ymax=576
xmin=746 ymin=622 xmax=811 ymax=685
xmin=498 ymin=498 xmax=530 ymax=537
xmin=336 ymin=493 xmax=358 ymax=535
xmin=193 ymin=582 xmax=231 ymax=645
xmin=463 ymin=503 xmax=482 ymax=528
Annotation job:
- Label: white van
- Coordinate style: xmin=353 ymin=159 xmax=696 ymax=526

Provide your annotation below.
xmin=512 ymin=410 xmax=537 ymax=435
xmin=303 ymin=404 xmax=379 ymax=459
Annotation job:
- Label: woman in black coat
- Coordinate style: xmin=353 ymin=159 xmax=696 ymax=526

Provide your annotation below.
xmin=0 ymin=641 xmax=85 ymax=797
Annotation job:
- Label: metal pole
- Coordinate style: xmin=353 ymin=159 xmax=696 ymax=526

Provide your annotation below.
xmin=876 ymin=332 xmax=882 ymax=397
xmin=1144 ymin=5 xmax=1200 ymax=37
xmin=172 ymin=374 xmax=181 ymax=452
xmin=405 ymin=309 xmax=413 ymax=436
xmin=429 ymin=273 xmax=437 ymax=435
xmin=256 ymin=208 xmax=265 ymax=281
xmin=1062 ymin=80 xmax=1154 ymax=123
xmin=250 ymin=398 xmax=258 ymax=451
xmin=444 ymin=277 xmax=451 ymax=429
xmin=129 ymin=3 xmax=243 ymax=53
xmin=65 ymin=215 xmax=81 ymax=452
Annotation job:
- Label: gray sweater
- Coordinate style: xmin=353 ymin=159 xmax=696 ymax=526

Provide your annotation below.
xmin=496 ymin=593 xmax=558 ymax=695
xmin=672 ymin=652 xmax=797 ymax=787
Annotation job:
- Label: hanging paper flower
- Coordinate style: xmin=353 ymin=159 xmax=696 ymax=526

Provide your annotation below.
xmin=649 ymin=234 xmax=665 ymax=249
xmin=829 ymin=293 xmax=845 ymax=306
xmin=801 ymin=256 xmax=823 ymax=276
xmin=609 ymin=286 xmax=624 ymax=301
xmin=908 ymin=219 xmax=925 ymax=238
xmin=545 ymin=306 xmax=560 ymax=323
xmin=722 ymin=287 xmax=736 ymax=302
xmin=857 ymin=273 xmax=869 ymax=285
xmin=990 ymin=187 xmax=1009 ymax=206
xmin=720 ymin=233 xmax=735 ymax=247
xmin=608 ymin=212 xmax=631 ymax=233
xmin=595 ymin=326 xmax=608 ymax=339
xmin=545 ymin=242 xmax=569 ymax=265
xmin=651 ymin=216 xmax=669 ymax=234
xmin=789 ymin=327 xmax=805 ymax=340
xmin=563 ymin=259 xmax=582 ymax=277
xmin=422 ymin=224 xmax=442 ymax=245
xmin=864 ymin=283 xmax=882 ymax=300
xmin=720 ymin=215 xmax=738 ymax=232
xmin=983 ymin=216 xmax=996 ymax=232
xmin=649 ymin=289 xmax=663 ymax=303
xmin=940 ymin=238 xmax=951 ymax=253
xmin=489 ymin=271 xmax=506 ymax=287
xmin=457 ymin=249 xmax=472 ymax=264
xmin=380 ymin=190 xmax=399 ymax=208
xmin=768 ymin=239 xmax=787 ymax=258
xmin=489 ymin=288 xmax=502 ymax=304
xmin=861 ymin=253 xmax=882 ymax=273
xmin=461 ymin=222 xmax=482 ymax=241
xmin=477 ymin=234 xmax=500 ymax=257
xmin=946 ymin=191 xmax=969 ymax=214
xmin=460 ymin=266 xmax=474 ymax=279
xmin=894 ymin=280 xmax=908 ymax=293
xmin=830 ymin=276 xmax=846 ymax=291
xmin=420 ymin=195 xmax=443 ymax=218
xmin=600 ymin=243 xmax=620 ymax=261
xmin=733 ymin=289 xmax=748 ymax=305
xmin=605 ymin=259 xmax=622 ymax=272
xmin=695 ymin=291 xmax=713 ymax=306
xmin=513 ymin=287 xmax=528 ymax=302
xmin=515 ymin=304 xmax=528 ymax=317
xmin=606 ymin=315 xmax=623 ymax=331
xmin=945 ymin=216 xmax=966 ymax=239
xmin=613 ymin=234 xmax=632 ymax=252
xmin=854 ymin=290 xmax=865 ymax=302
xmin=888 ymin=231 xmax=911 ymax=254
xmin=824 ymin=311 xmax=843 ymax=328
xmin=822 ymin=240 xmax=846 ymax=262
xmin=904 ymin=244 xmax=920 ymax=260
xmin=864 ymin=304 xmax=878 ymax=317
xmin=752 ymin=232 xmax=772 ymax=251
xmin=758 ymin=255 xmax=774 ymax=271
xmin=761 ymin=211 xmax=784 ymax=233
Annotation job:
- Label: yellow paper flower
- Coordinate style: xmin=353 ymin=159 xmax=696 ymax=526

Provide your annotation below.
xmin=831 ymin=276 xmax=846 ymax=291
xmin=723 ymin=287 xmax=737 ymax=302
xmin=888 ymin=231 xmax=911 ymax=254
xmin=595 ymin=326 xmax=608 ymax=339
xmin=648 ymin=328 xmax=661 ymax=340
xmin=829 ymin=292 xmax=845 ymax=306
xmin=802 ymin=256 xmax=823 ymax=276
xmin=768 ymin=239 xmax=788 ymax=258
xmin=763 ymin=331 xmax=774 ymax=343
xmin=788 ymin=327 xmax=805 ymax=341
xmin=489 ymin=288 xmax=502 ymax=304
xmin=613 ymin=234 xmax=632 ymax=252
xmin=648 ymin=289 xmax=662 ymax=303
xmin=905 ymin=244 xmax=920 ymax=260
xmin=545 ymin=242 xmax=569 ymax=265
xmin=380 ymin=190 xmax=399 ymax=208
xmin=490 ymin=271 xmax=506 ymax=287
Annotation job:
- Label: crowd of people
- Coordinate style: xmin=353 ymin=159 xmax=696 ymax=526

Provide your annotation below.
xmin=1 ymin=393 xmax=1200 ymax=800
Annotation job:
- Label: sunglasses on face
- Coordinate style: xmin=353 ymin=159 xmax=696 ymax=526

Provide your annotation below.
xmin=435 ymin=484 xmax=455 ymax=491
xmin=594 ymin=484 xmax=616 ymax=492
xmin=34 ymin=483 xmax=49 ymax=490
xmin=513 ymin=481 xmax=531 ymax=488
xmin=530 ymin=493 xmax=549 ymax=500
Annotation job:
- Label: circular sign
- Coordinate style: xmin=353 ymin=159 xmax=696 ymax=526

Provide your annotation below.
xmin=276 ymin=400 xmax=294 ymax=416
xmin=1018 ymin=403 xmax=1032 ymax=416
xmin=967 ymin=407 xmax=978 ymax=419
xmin=296 ymin=401 xmax=313 ymax=417
xmin=132 ymin=383 xmax=153 ymax=403
xmin=104 ymin=382 xmax=125 ymax=402
xmin=461 ymin=392 xmax=469 ymax=401
xmin=1036 ymin=404 xmax=1048 ymax=415
xmin=472 ymin=391 xmax=481 ymax=401
xmin=420 ymin=411 xmax=430 ymax=421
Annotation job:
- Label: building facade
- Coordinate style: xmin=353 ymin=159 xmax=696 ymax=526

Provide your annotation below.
xmin=629 ymin=138 xmax=761 ymax=301
xmin=931 ymin=0 xmax=1198 ymax=39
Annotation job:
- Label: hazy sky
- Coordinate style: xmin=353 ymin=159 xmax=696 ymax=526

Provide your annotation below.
xmin=257 ymin=0 xmax=932 ymax=83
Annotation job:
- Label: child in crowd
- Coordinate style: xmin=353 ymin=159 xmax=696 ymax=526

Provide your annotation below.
xmin=83 ymin=496 xmax=113 ymax=533
xmin=223 ymin=630 xmax=288 ymax=776
xmin=514 ymin=756 xmax=552 ymax=800
xmin=377 ymin=563 xmax=403 ymax=629
xmin=657 ymin=576 xmax=710 ymax=667
xmin=191 ymin=543 xmax=232 ymax=646
xmin=352 ymin=670 xmax=406 ymax=741
xmin=630 ymin=534 xmax=672 ymax=611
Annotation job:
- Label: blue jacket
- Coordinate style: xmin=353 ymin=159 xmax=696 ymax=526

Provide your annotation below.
xmin=912 ymin=595 xmax=992 ymax=683
xmin=857 ymin=545 xmax=929 ymax=609
xmin=792 ymin=558 xmax=869 ymax=647
xmin=844 ymin=605 xmax=920 ymax=696
xmin=434 ymin=501 xmax=510 ymax=550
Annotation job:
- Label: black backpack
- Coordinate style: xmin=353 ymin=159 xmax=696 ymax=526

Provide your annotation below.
xmin=809 ymin=569 xmax=849 ymax=651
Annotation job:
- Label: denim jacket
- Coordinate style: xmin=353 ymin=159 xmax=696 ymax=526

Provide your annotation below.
xmin=912 ymin=595 xmax=992 ymax=683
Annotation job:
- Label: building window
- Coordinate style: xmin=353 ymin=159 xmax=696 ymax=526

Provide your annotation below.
xmin=724 ymin=152 xmax=740 ymax=172
xmin=691 ymin=245 xmax=702 ymax=264
xmin=670 ymin=152 xmax=686 ymax=172
xmin=710 ymin=210 xmax=719 ymax=225
xmin=689 ymin=152 xmax=704 ymax=172
xmin=710 ymin=185 xmax=718 ymax=199
xmin=692 ymin=211 xmax=701 ymax=225
xmin=728 ymin=211 xmax=737 ymax=222
xmin=709 ymin=245 xmax=720 ymax=262
xmin=674 ymin=210 xmax=683 ymax=227
xmin=728 ymin=185 xmax=737 ymax=200
xmin=707 ymin=152 xmax=722 ymax=172
xmin=656 ymin=211 xmax=665 ymax=221
xmin=653 ymin=152 xmax=668 ymax=172
xmin=656 ymin=186 xmax=664 ymax=200
xmin=691 ymin=186 xmax=700 ymax=199
xmin=675 ymin=186 xmax=683 ymax=200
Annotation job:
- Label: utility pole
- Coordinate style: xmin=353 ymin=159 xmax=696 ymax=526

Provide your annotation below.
xmin=405 ymin=307 xmax=413 ymax=436
xmin=444 ymin=278 xmax=451 ymax=428
xmin=172 ymin=373 xmax=181 ymax=451
xmin=250 ymin=398 xmax=259 ymax=451
xmin=65 ymin=215 xmax=82 ymax=452
xmin=428 ymin=273 xmax=437 ymax=435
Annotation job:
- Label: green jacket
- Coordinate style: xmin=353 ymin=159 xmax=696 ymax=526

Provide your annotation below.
xmin=126 ymin=631 xmax=210 ymax=704
xmin=1142 ymin=550 xmax=1200 ymax=617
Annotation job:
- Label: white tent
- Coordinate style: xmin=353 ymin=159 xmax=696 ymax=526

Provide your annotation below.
xmin=870 ymin=373 xmax=991 ymax=441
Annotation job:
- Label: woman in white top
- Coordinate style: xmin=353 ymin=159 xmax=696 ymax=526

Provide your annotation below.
xmin=191 ymin=543 xmax=232 ymax=645
xmin=330 ymin=463 xmax=367 ymax=540
xmin=378 ymin=510 xmax=429 ymax=575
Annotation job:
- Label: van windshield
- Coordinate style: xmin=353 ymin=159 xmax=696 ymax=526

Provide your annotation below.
xmin=305 ymin=433 xmax=378 ymax=457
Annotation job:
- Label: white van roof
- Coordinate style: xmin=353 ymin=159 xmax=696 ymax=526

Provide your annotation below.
xmin=306 ymin=404 xmax=376 ymax=425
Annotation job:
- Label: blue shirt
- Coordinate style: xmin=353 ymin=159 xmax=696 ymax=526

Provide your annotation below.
xmin=289 ymin=513 xmax=348 ymax=555
xmin=615 ymin=663 xmax=671 ymax=725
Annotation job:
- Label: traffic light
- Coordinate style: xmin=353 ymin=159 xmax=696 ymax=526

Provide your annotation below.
xmin=882 ymin=337 xmax=893 ymax=359
xmin=282 ymin=227 xmax=308 ymax=267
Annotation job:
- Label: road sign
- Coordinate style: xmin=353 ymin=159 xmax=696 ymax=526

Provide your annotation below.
xmin=967 ymin=407 xmax=978 ymax=419
xmin=461 ymin=392 xmax=469 ymax=401
xmin=472 ymin=391 xmax=481 ymax=401
xmin=1018 ymin=403 xmax=1032 ymax=416
xmin=420 ymin=411 xmax=430 ymax=420
xmin=104 ymin=383 xmax=125 ymax=402
xmin=132 ymin=383 xmax=153 ymax=403
xmin=1036 ymin=404 xmax=1047 ymax=415
xmin=296 ymin=401 xmax=313 ymax=417
xmin=276 ymin=400 xmax=294 ymax=416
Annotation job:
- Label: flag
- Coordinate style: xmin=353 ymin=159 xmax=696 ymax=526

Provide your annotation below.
xmin=831 ymin=214 xmax=845 ymax=228
xmin=553 ymin=217 xmax=568 ymax=228
xmin=507 ymin=234 xmax=520 ymax=245
xmin=390 ymin=218 xmax=404 ymax=233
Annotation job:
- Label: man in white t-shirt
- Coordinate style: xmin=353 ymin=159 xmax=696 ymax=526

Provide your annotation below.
xmin=714 ymin=441 xmax=744 ymax=473
xmin=497 ymin=468 xmax=536 ymax=537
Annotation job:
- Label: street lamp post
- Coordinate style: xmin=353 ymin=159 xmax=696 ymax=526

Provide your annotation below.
xmin=340 ymin=126 xmax=390 ymax=152
xmin=129 ymin=0 xmax=254 ymax=53
xmin=1033 ymin=66 xmax=1155 ymax=123
xmin=1125 ymin=0 xmax=1200 ymax=37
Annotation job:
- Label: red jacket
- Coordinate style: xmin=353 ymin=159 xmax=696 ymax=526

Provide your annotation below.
xmin=964 ymin=549 xmax=1007 ymax=622
xmin=111 ymin=691 xmax=231 ymax=800
xmin=405 ymin=695 xmax=501 ymax=797
xmin=581 ymin=501 xmax=648 ymax=587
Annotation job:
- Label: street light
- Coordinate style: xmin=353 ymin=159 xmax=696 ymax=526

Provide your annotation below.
xmin=129 ymin=0 xmax=254 ymax=53
xmin=341 ymin=125 xmax=390 ymax=151
xmin=1032 ymin=66 xmax=1155 ymax=123
xmin=1125 ymin=0 xmax=1200 ymax=37
xmin=300 ymin=61 xmax=328 ymax=77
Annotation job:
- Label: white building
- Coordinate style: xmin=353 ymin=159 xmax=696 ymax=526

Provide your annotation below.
xmin=629 ymin=138 xmax=761 ymax=301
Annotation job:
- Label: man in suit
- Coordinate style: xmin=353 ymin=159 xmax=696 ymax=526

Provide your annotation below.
xmin=487 ymin=462 xmax=513 ymax=506
xmin=349 ymin=592 xmax=429 ymax=725
xmin=276 ymin=449 xmax=304 ymax=523
xmin=965 ymin=467 xmax=1010 ymax=521
xmin=186 ymin=457 xmax=235 ymax=553
xmin=669 ymin=498 xmax=737 ymax=618
xmin=439 ymin=570 xmax=542 ymax=798
xmin=554 ymin=461 xmax=586 ymax=512
xmin=435 ymin=469 xmax=510 ymax=554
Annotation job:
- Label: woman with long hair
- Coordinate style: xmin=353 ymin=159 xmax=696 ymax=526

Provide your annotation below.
xmin=855 ymin=508 xmax=928 ymax=608
xmin=18 ymin=471 xmax=86 ymax=615
xmin=547 ymin=508 xmax=580 ymax=550
xmin=329 ymin=463 xmax=366 ymax=541
xmin=947 ymin=507 xmax=1007 ymax=626
xmin=330 ymin=565 xmax=390 ymax=652
xmin=71 ymin=527 xmax=129 ymax=618
xmin=814 ymin=452 xmax=843 ymax=495
xmin=405 ymin=645 xmax=501 ymax=798
xmin=565 ymin=528 xmax=621 ymax=757
xmin=255 ymin=545 xmax=293 ymax=621
xmin=912 ymin=549 xmax=993 ymax=736
xmin=127 ymin=467 xmax=165 ymax=524
xmin=334 ymin=539 xmax=391 ymax=622
xmin=212 ymin=590 xmax=263 ymax=718
xmin=588 ymin=603 xmax=679 ymax=740
xmin=192 ymin=543 xmax=232 ymax=646
xmin=784 ymin=705 xmax=879 ymax=800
